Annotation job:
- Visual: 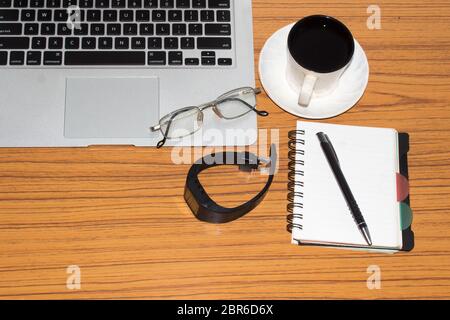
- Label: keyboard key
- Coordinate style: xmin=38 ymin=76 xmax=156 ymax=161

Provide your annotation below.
xmin=54 ymin=10 xmax=68 ymax=21
xmin=74 ymin=23 xmax=89 ymax=35
xmin=184 ymin=10 xmax=198 ymax=22
xmin=136 ymin=10 xmax=149 ymax=21
xmin=14 ymin=0 xmax=28 ymax=7
xmin=164 ymin=37 xmax=177 ymax=49
xmin=86 ymin=10 xmax=101 ymax=21
xmin=156 ymin=23 xmax=169 ymax=35
xmin=95 ymin=0 xmax=109 ymax=7
xmin=114 ymin=37 xmax=128 ymax=49
xmin=65 ymin=51 xmax=145 ymax=65
xmin=111 ymin=0 xmax=124 ymax=6
xmin=217 ymin=58 xmax=233 ymax=65
xmin=57 ymin=23 xmax=71 ymax=35
xmin=176 ymin=0 xmax=189 ymax=8
xmin=208 ymin=0 xmax=229 ymax=8
xmin=152 ymin=10 xmax=165 ymax=21
xmin=48 ymin=37 xmax=63 ymax=49
xmin=107 ymin=23 xmax=120 ymax=35
xmin=205 ymin=23 xmax=230 ymax=35
xmin=0 ymin=0 xmax=12 ymax=6
xmin=32 ymin=37 xmax=46 ymax=49
xmin=21 ymin=9 xmax=35 ymax=21
xmin=143 ymin=0 xmax=156 ymax=7
xmin=24 ymin=23 xmax=38 ymax=35
xmin=123 ymin=23 xmax=137 ymax=35
xmin=131 ymin=37 xmax=145 ymax=49
xmin=185 ymin=57 xmax=199 ymax=65
xmin=98 ymin=37 xmax=112 ymax=49
xmin=139 ymin=23 xmax=153 ymax=35
xmin=90 ymin=23 xmax=104 ymax=35
xmin=168 ymin=51 xmax=182 ymax=65
xmin=41 ymin=23 xmax=56 ymax=35
xmin=62 ymin=0 xmax=76 ymax=7
xmin=37 ymin=9 xmax=52 ymax=21
xmin=0 ymin=23 xmax=22 ymax=35
xmin=9 ymin=50 xmax=24 ymax=65
xmin=188 ymin=23 xmax=202 ymax=35
xmin=147 ymin=37 xmax=161 ymax=49
xmin=148 ymin=50 xmax=165 ymax=65
xmin=119 ymin=10 xmax=133 ymax=21
xmin=0 ymin=37 xmax=29 ymax=49
xmin=168 ymin=10 xmax=182 ymax=21
xmin=197 ymin=37 xmax=231 ymax=49
xmin=62 ymin=0 xmax=78 ymax=8
xmin=0 ymin=50 xmax=6 ymax=65
xmin=192 ymin=0 xmax=205 ymax=8
xmin=104 ymin=10 xmax=118 ymax=21
xmin=46 ymin=0 xmax=60 ymax=7
xmin=81 ymin=37 xmax=95 ymax=48
xmin=26 ymin=50 xmax=41 ymax=65
xmin=200 ymin=10 xmax=213 ymax=22
xmin=217 ymin=10 xmax=230 ymax=22
xmin=127 ymin=0 xmax=140 ymax=7
xmin=160 ymin=0 xmax=173 ymax=8
xmin=43 ymin=51 xmax=62 ymax=65
xmin=201 ymin=50 xmax=214 ymax=57
xmin=0 ymin=9 xmax=19 ymax=21
xmin=68 ymin=8 xmax=84 ymax=21
xmin=79 ymin=0 xmax=93 ymax=7
xmin=181 ymin=37 xmax=194 ymax=49
xmin=201 ymin=57 xmax=214 ymax=65
xmin=64 ymin=0 xmax=77 ymax=6
xmin=65 ymin=37 xmax=79 ymax=49
xmin=29 ymin=0 xmax=44 ymax=7
xmin=172 ymin=23 xmax=186 ymax=35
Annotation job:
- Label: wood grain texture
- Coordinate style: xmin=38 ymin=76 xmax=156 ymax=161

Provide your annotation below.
xmin=1 ymin=0 xmax=450 ymax=299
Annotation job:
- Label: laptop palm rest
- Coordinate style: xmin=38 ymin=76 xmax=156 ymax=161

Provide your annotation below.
xmin=64 ymin=77 xmax=159 ymax=139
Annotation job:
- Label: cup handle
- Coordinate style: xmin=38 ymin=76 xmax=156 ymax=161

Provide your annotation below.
xmin=298 ymin=74 xmax=318 ymax=107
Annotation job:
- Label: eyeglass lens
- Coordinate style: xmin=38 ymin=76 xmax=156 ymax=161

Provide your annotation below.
xmin=159 ymin=107 xmax=203 ymax=139
xmin=215 ymin=88 xmax=257 ymax=119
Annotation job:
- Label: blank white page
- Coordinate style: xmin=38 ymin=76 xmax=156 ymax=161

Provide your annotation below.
xmin=291 ymin=121 xmax=402 ymax=249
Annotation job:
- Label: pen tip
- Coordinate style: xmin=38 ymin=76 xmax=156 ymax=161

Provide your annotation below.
xmin=361 ymin=226 xmax=373 ymax=246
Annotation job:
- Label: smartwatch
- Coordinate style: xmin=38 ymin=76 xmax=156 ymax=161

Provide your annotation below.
xmin=184 ymin=144 xmax=277 ymax=224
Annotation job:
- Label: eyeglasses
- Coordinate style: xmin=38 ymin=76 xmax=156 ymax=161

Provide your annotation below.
xmin=150 ymin=87 xmax=269 ymax=148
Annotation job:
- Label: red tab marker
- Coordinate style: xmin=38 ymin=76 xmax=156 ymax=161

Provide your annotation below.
xmin=396 ymin=173 xmax=410 ymax=202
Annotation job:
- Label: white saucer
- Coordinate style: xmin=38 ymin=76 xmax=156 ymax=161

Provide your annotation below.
xmin=259 ymin=24 xmax=370 ymax=119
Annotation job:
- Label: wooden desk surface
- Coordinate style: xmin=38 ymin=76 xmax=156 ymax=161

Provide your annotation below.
xmin=1 ymin=0 xmax=450 ymax=300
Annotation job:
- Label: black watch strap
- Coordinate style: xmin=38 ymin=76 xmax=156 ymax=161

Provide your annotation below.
xmin=184 ymin=144 xmax=277 ymax=224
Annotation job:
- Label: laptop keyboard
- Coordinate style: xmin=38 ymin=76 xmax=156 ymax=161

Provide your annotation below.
xmin=0 ymin=0 xmax=234 ymax=67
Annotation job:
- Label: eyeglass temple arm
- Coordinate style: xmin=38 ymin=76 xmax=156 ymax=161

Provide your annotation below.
xmin=217 ymin=97 xmax=269 ymax=117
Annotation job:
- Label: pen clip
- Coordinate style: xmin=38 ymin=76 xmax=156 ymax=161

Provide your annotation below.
xmin=318 ymin=132 xmax=341 ymax=166
xmin=326 ymin=135 xmax=341 ymax=167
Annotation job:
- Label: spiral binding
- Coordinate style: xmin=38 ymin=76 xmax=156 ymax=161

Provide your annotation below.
xmin=287 ymin=130 xmax=305 ymax=234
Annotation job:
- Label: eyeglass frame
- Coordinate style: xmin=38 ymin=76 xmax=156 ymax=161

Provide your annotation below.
xmin=150 ymin=87 xmax=269 ymax=148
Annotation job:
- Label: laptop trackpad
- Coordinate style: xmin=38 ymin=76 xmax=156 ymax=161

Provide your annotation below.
xmin=64 ymin=77 xmax=159 ymax=138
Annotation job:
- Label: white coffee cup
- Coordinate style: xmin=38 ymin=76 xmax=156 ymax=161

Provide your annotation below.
xmin=286 ymin=15 xmax=355 ymax=107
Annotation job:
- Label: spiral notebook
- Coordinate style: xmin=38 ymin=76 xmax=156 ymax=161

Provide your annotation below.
xmin=287 ymin=121 xmax=414 ymax=252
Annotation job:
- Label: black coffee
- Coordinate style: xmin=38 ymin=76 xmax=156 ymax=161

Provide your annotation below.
xmin=288 ymin=15 xmax=355 ymax=73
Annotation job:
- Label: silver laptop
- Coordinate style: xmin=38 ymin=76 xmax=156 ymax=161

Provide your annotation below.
xmin=0 ymin=0 xmax=256 ymax=147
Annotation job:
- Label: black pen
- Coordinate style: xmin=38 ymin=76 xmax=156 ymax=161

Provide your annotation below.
xmin=317 ymin=132 xmax=373 ymax=246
